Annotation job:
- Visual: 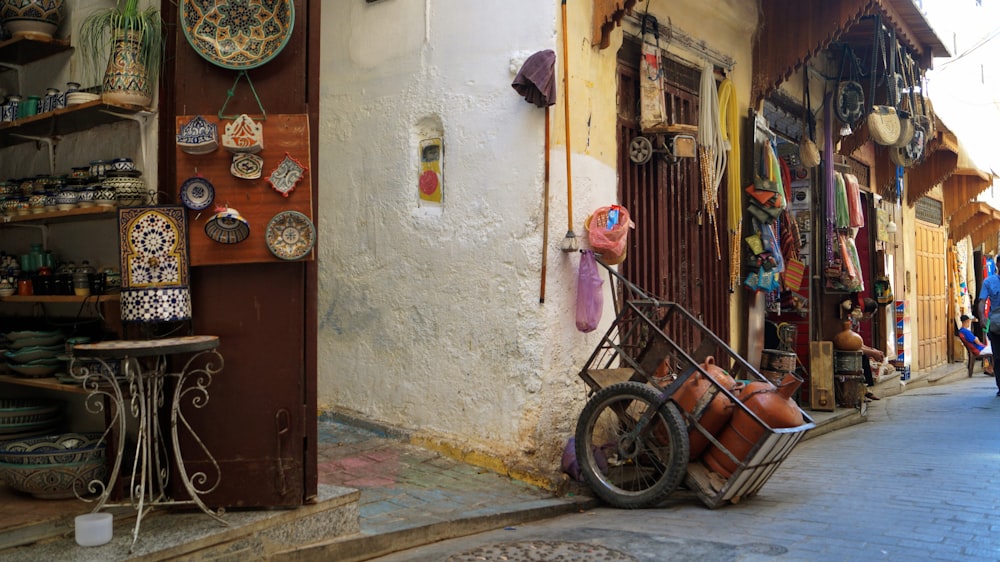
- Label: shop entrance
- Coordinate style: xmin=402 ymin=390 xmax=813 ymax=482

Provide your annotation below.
xmin=615 ymin=40 xmax=730 ymax=342
xmin=916 ymin=220 xmax=948 ymax=369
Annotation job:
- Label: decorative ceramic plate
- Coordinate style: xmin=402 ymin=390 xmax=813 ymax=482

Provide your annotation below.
xmin=265 ymin=211 xmax=315 ymax=260
xmin=179 ymin=176 xmax=215 ymax=211
xmin=231 ymin=152 xmax=263 ymax=179
xmin=267 ymin=153 xmax=307 ymax=197
xmin=181 ymin=0 xmax=295 ymax=70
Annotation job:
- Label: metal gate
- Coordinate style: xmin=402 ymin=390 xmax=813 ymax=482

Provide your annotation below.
xmin=616 ymin=40 xmax=730 ymax=348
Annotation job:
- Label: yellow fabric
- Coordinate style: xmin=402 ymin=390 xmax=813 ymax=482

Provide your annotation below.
xmin=718 ymin=79 xmax=741 ymax=289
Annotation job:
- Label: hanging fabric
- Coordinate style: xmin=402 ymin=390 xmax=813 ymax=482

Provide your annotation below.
xmin=698 ymin=63 xmax=727 ymax=258
xmin=718 ymin=78 xmax=742 ymax=291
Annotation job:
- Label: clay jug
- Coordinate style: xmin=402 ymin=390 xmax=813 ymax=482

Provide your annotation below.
xmin=703 ymin=373 xmax=804 ymax=478
xmin=832 ymin=320 xmax=864 ymax=351
xmin=670 ymin=356 xmax=739 ymax=460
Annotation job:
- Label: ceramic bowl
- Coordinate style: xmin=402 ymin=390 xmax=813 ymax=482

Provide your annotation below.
xmin=8 ymin=359 xmax=63 ymax=378
xmin=0 ymin=399 xmax=61 ymax=426
xmin=110 ymin=158 xmax=134 ymax=172
xmin=205 ymin=207 xmax=250 ymax=244
xmin=0 ymin=433 xmax=105 ymax=466
xmin=0 ymin=458 xmax=106 ymax=499
xmin=4 ymin=344 xmax=64 ymax=364
xmin=0 ymin=0 xmax=65 ymax=40
xmin=5 ymin=330 xmax=62 ymax=342
xmin=8 ymin=333 xmax=64 ymax=349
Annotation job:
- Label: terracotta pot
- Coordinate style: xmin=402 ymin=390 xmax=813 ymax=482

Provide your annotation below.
xmin=670 ymin=356 xmax=739 ymax=460
xmin=703 ymin=373 xmax=804 ymax=478
xmin=832 ymin=320 xmax=863 ymax=351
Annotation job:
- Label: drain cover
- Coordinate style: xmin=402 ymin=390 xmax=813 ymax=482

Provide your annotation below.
xmin=445 ymin=540 xmax=638 ymax=562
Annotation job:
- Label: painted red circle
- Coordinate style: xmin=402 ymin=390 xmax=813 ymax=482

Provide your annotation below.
xmin=419 ymin=170 xmax=439 ymax=195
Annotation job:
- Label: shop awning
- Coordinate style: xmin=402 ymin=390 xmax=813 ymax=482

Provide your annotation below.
xmin=943 ymin=146 xmax=994 ymax=220
xmin=950 ymin=202 xmax=1000 ymax=248
xmin=751 ymin=0 xmax=949 ymax=105
xmin=905 ymin=125 xmax=960 ymax=206
xmin=594 ymin=0 xmax=638 ymax=50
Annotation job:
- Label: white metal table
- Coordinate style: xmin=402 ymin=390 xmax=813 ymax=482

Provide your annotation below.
xmin=70 ymin=335 xmax=227 ymax=549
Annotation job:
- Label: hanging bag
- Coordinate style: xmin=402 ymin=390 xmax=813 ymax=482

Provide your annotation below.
xmin=799 ymin=66 xmax=821 ymax=168
xmin=890 ymin=53 xmax=925 ymax=167
xmin=639 ymin=15 xmax=669 ymax=133
xmin=834 ymin=44 xmax=865 ymax=128
xmin=867 ymin=18 xmax=902 ymax=146
xmin=889 ymin=29 xmax=915 ymax=148
xmin=575 ymin=250 xmax=604 ymax=333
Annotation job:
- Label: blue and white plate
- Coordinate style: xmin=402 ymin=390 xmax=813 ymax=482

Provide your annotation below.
xmin=179 ymin=176 xmax=215 ymax=211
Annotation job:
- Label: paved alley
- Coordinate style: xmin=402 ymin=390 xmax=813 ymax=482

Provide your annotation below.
xmin=367 ymin=374 xmax=1000 ymax=561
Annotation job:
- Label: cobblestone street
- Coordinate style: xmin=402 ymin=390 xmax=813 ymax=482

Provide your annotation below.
xmin=372 ymin=374 xmax=1000 ymax=561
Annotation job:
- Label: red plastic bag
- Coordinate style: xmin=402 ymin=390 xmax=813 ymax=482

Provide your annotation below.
xmin=586 ymin=205 xmax=632 ymax=265
xmin=576 ymin=250 xmax=604 ymax=333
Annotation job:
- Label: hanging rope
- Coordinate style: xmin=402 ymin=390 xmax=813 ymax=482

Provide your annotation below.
xmin=718 ymin=77 xmax=741 ymax=290
xmin=697 ymin=62 xmax=726 ymax=258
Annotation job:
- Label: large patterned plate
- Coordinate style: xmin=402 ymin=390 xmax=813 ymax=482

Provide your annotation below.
xmin=181 ymin=0 xmax=295 ymax=70
xmin=265 ymin=210 xmax=315 ymax=260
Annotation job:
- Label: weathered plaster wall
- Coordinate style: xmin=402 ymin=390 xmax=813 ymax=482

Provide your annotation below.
xmin=316 ymin=0 xmax=757 ymax=480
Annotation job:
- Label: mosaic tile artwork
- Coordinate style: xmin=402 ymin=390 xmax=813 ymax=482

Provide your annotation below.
xmin=118 ymin=206 xmax=191 ymax=323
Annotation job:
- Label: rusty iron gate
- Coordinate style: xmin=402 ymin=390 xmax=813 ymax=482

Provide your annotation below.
xmin=616 ymin=41 xmax=730 ymax=351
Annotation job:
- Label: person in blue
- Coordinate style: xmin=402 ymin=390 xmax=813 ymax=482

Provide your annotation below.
xmin=977 ymin=256 xmax=1000 ymax=395
xmin=957 ymin=314 xmax=993 ymax=375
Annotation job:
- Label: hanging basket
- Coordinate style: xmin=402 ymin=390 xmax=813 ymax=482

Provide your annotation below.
xmin=586 ymin=206 xmax=633 ymax=266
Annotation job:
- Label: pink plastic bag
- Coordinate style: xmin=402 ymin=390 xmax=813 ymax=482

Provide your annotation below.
xmin=576 ymin=250 xmax=604 ymax=333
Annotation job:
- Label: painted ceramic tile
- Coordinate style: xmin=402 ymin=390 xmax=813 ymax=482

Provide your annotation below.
xmin=118 ymin=206 xmax=191 ymax=323
xmin=267 ymin=153 xmax=306 ymax=197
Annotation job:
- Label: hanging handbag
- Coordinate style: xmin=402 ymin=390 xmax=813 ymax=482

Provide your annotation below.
xmin=799 ymin=66 xmax=821 ymax=168
xmin=889 ymin=53 xmax=926 ymax=167
xmin=867 ymin=17 xmax=902 ymax=146
xmin=890 ymin=30 xmax=915 ymax=148
xmin=834 ymin=44 xmax=865 ymax=128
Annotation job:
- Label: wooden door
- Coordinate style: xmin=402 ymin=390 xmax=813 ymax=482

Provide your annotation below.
xmin=916 ymin=221 xmax=947 ymax=369
xmin=158 ymin=1 xmax=319 ymax=507
xmin=615 ymin=41 xmax=730 ymax=348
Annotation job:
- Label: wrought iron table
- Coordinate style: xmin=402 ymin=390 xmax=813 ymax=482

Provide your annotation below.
xmin=70 ymin=335 xmax=226 ymax=549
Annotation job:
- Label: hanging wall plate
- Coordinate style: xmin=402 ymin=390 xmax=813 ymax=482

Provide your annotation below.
xmin=179 ymin=176 xmax=216 ymax=211
xmin=231 ymin=153 xmax=264 ymax=180
xmin=265 ymin=210 xmax=315 ymax=260
xmin=180 ymin=0 xmax=295 ymax=70
xmin=267 ymin=153 xmax=307 ymax=198
xmin=221 ymin=114 xmax=264 ymax=154
xmin=177 ymin=115 xmax=218 ymax=154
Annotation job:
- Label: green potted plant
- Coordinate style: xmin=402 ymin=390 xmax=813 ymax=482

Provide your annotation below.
xmin=79 ymin=0 xmax=164 ymax=108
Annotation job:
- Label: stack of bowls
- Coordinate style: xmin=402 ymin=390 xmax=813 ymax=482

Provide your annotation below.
xmin=0 ymin=432 xmax=106 ymax=499
xmin=0 ymin=398 xmax=63 ymax=442
xmin=3 ymin=330 xmax=66 ymax=378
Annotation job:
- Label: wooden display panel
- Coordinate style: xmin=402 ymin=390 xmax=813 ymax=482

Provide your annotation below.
xmin=809 ymin=341 xmax=835 ymax=412
xmin=175 ymin=114 xmax=314 ymax=266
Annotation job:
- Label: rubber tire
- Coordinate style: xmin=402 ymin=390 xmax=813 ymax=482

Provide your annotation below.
xmin=628 ymin=136 xmax=653 ymax=164
xmin=575 ymin=381 xmax=689 ymax=508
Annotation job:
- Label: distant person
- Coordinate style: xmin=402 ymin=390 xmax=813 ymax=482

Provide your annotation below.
xmin=957 ymin=314 xmax=993 ymax=375
xmin=977 ymin=256 xmax=1000 ymax=395
xmin=858 ymin=298 xmax=884 ymax=401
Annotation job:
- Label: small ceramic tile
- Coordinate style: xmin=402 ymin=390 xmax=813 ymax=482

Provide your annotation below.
xmin=267 ymin=153 xmax=307 ymax=198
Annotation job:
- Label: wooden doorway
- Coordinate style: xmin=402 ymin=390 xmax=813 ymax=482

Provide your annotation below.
xmin=916 ymin=220 xmax=948 ymax=369
xmin=616 ymin=40 xmax=730 ymax=344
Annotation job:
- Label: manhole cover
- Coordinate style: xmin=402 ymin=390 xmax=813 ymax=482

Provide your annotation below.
xmin=445 ymin=540 xmax=638 ymax=561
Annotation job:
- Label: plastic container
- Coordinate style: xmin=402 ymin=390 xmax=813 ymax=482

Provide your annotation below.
xmin=75 ymin=512 xmax=112 ymax=547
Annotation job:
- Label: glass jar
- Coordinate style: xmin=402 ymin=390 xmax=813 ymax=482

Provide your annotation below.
xmin=73 ymin=261 xmax=96 ymax=297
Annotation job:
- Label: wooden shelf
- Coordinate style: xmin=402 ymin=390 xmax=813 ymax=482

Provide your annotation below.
xmin=0 ymin=294 xmax=120 ymax=304
xmin=1 ymin=206 xmax=117 ymax=225
xmin=0 ymin=101 xmax=150 ymax=149
xmin=0 ymin=374 xmax=89 ymax=395
xmin=0 ymin=35 xmax=72 ymax=66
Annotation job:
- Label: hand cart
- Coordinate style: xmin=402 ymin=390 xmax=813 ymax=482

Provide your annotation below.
xmin=574 ymin=257 xmax=815 ymax=509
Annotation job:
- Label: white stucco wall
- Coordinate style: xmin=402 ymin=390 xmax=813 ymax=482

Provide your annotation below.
xmin=316 ymin=0 xmax=758 ymax=477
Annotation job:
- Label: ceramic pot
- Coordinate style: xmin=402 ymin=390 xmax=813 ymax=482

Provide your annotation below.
xmin=832 ymin=320 xmax=864 ymax=351
xmin=54 ymin=188 xmax=77 ymax=210
xmin=0 ymin=0 xmax=64 ymax=40
xmin=75 ymin=186 xmax=97 ymax=208
xmin=703 ymin=373 xmax=804 ymax=478
xmin=670 ymin=356 xmax=740 ymax=460
xmin=102 ymin=28 xmax=152 ymax=107
xmin=104 ymin=175 xmax=146 ymax=207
